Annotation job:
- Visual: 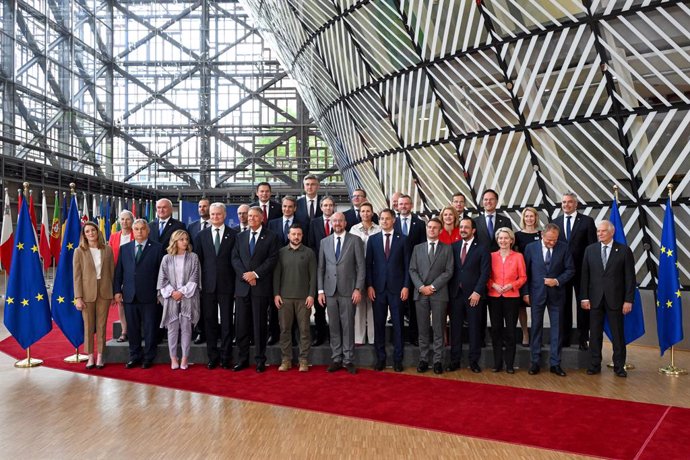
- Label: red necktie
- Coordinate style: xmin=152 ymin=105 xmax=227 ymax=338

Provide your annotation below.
xmin=461 ymin=242 xmax=467 ymax=265
xmin=325 ymin=220 xmax=330 ymax=236
xmin=384 ymin=233 xmax=391 ymax=260
xmin=262 ymin=205 xmax=268 ymax=224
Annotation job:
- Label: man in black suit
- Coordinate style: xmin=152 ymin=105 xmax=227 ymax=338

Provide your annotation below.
xmin=251 ymin=182 xmax=282 ymax=226
xmin=448 ymin=218 xmax=491 ymax=373
xmin=231 ymin=206 xmax=280 ymax=372
xmin=233 ymin=204 xmax=250 ymax=233
xmin=113 ymin=219 xmax=164 ymax=369
xmin=394 ymin=194 xmax=425 ymax=346
xmin=306 ymin=195 xmax=335 ymax=346
xmin=187 ymin=198 xmax=210 ymax=241
xmin=295 ymin=174 xmax=322 ymax=223
xmin=194 ymin=203 xmax=237 ymax=369
xmin=452 ymin=192 xmax=471 ymax=220
xmin=149 ymin=198 xmax=186 ymax=249
xmin=581 ymin=220 xmax=635 ymax=378
xmin=344 ymin=188 xmax=378 ymax=230
xmin=552 ymin=192 xmax=597 ymax=350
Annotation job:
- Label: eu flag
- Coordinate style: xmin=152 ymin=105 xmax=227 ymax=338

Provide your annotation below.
xmin=656 ymin=197 xmax=683 ymax=356
xmin=50 ymin=196 xmax=84 ymax=348
xmin=604 ymin=198 xmax=645 ymax=344
xmin=3 ymin=196 xmax=52 ymax=349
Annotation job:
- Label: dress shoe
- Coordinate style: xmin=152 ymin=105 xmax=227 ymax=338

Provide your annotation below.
xmin=550 ymin=365 xmax=567 ymax=377
xmin=311 ymin=337 xmax=325 ymax=347
xmin=193 ymin=335 xmax=205 ymax=345
xmin=267 ymin=336 xmax=279 ymax=346
xmin=393 ymin=361 xmax=403 ymax=372
xmin=506 ymin=367 xmax=515 ymax=374
xmin=221 ymin=361 xmax=231 ymax=370
xmin=470 ymin=362 xmax=482 ymax=373
xmin=125 ymin=360 xmax=141 ymax=369
xmin=578 ymin=341 xmax=589 ymax=351
xmin=233 ymin=361 xmax=249 ymax=372
xmin=586 ymin=367 xmax=601 ymax=375
xmin=207 ymin=360 xmax=219 ymax=370
xmin=528 ymin=364 xmax=540 ymax=375
xmin=491 ymin=367 xmax=502 ymax=373
xmin=433 ymin=362 xmax=443 ymax=374
xmin=327 ymin=362 xmax=343 ymax=373
xmin=141 ymin=361 xmax=153 ymax=369
xmin=410 ymin=339 xmax=419 ymax=347
xmin=256 ymin=363 xmax=266 ymax=373
xmin=95 ymin=364 xmax=105 ymax=370
xmin=374 ymin=360 xmax=385 ymax=371
xmin=345 ymin=363 xmax=357 ymax=374
xmin=615 ymin=368 xmax=627 ymax=378
xmin=446 ymin=361 xmax=461 ymax=372
xmin=416 ymin=361 xmax=429 ymax=373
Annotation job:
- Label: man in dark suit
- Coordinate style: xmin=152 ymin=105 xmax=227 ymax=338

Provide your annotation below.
xmin=366 ymin=209 xmax=410 ymax=372
xmin=233 ymin=204 xmax=250 ymax=233
xmin=113 ymin=219 xmax=164 ymax=369
xmin=231 ymin=206 xmax=280 ymax=372
xmin=295 ymin=174 xmax=323 ymax=223
xmin=409 ymin=218 xmax=454 ymax=375
xmin=194 ymin=203 xmax=237 ymax=369
xmin=187 ymin=198 xmax=210 ymax=241
xmin=148 ymin=198 xmax=186 ymax=249
xmin=552 ymin=192 xmax=597 ymax=350
xmin=581 ymin=220 xmax=635 ymax=378
xmin=251 ymin=182 xmax=282 ymax=225
xmin=344 ymin=188 xmax=378 ymax=230
xmin=306 ymin=196 xmax=336 ymax=346
xmin=394 ymin=194 xmax=425 ymax=346
xmin=448 ymin=218 xmax=491 ymax=373
xmin=452 ymin=192 xmax=471 ymax=220
xmin=522 ymin=223 xmax=575 ymax=377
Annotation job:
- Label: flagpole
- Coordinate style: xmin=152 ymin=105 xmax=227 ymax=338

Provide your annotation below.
xmin=15 ymin=347 xmax=43 ymax=368
xmin=659 ymin=184 xmax=687 ymax=376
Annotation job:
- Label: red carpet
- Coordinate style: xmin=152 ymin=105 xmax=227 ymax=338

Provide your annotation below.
xmin=1 ymin=314 xmax=689 ymax=459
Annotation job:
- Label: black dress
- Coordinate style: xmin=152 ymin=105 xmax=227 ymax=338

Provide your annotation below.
xmin=514 ymin=230 xmax=541 ymax=254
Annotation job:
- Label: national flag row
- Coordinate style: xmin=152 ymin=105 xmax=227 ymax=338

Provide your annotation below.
xmin=1 ymin=190 xmax=155 ymax=274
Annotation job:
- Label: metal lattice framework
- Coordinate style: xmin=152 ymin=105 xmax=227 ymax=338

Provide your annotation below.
xmin=241 ymin=0 xmax=690 ymax=289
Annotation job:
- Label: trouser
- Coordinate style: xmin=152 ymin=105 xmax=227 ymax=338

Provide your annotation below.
xmin=236 ymin=294 xmax=270 ymax=365
xmin=354 ymin=298 xmax=375 ymax=344
xmin=449 ymin=294 xmax=482 ymax=365
xmin=124 ymin=302 xmax=160 ymax=363
xmin=373 ymin=291 xmax=404 ymax=363
xmin=530 ymin=299 xmax=563 ymax=366
xmin=167 ymin=316 xmax=193 ymax=358
xmin=203 ymin=292 xmax=234 ymax=363
xmin=326 ymin=295 xmax=356 ymax=365
xmin=278 ymin=298 xmax=311 ymax=362
xmin=488 ymin=296 xmax=520 ymax=369
xmin=589 ymin=300 xmax=626 ymax=370
xmin=415 ymin=297 xmax=446 ymax=364
xmin=82 ymin=297 xmax=110 ymax=355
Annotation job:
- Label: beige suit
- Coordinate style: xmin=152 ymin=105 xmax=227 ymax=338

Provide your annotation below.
xmin=73 ymin=246 xmax=115 ymax=354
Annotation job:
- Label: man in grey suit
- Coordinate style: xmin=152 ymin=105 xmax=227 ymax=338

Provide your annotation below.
xmin=409 ymin=217 xmax=454 ymax=375
xmin=317 ymin=212 xmax=365 ymax=374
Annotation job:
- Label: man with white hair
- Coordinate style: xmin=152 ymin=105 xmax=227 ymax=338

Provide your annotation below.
xmin=148 ymin=198 xmax=186 ymax=249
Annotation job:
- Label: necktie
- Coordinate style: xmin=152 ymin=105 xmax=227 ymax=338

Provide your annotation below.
xmin=355 ymin=209 xmax=360 ymax=222
xmin=159 ymin=220 xmax=165 ymax=236
xmin=284 ymin=219 xmax=290 ymax=241
xmin=402 ymin=217 xmax=409 ymax=236
xmin=309 ymin=200 xmax=315 ymax=219
xmin=325 ymin=220 xmax=330 ymax=236
xmin=250 ymin=232 xmax=257 ymax=256
xmin=601 ymin=244 xmax=608 ymax=269
xmin=429 ymin=242 xmax=436 ymax=258
xmin=461 ymin=242 xmax=467 ymax=264
xmin=214 ymin=228 xmax=221 ymax=254
xmin=384 ymin=233 xmax=391 ymax=260
xmin=335 ymin=236 xmax=341 ymax=261
xmin=545 ymin=248 xmax=552 ymax=267
xmin=566 ymin=216 xmax=572 ymax=241
xmin=262 ymin=205 xmax=268 ymax=224
xmin=135 ymin=243 xmax=143 ymax=263
xmin=487 ymin=215 xmax=494 ymax=239
xmin=202 ymin=221 xmax=208 ymax=230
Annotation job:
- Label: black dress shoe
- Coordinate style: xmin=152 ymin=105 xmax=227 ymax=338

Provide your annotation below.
xmin=207 ymin=360 xmax=219 ymax=370
xmin=125 ymin=360 xmax=141 ymax=369
xmin=528 ymin=364 xmax=540 ymax=375
xmin=586 ymin=367 xmax=601 ymax=375
xmin=193 ymin=335 xmax=205 ymax=345
xmin=221 ymin=361 xmax=231 ymax=370
xmin=256 ymin=363 xmax=266 ymax=373
xmin=446 ymin=361 xmax=461 ymax=372
xmin=506 ymin=367 xmax=515 ymax=374
xmin=433 ymin=362 xmax=443 ymax=374
xmin=550 ymin=365 xmax=567 ymax=377
xmin=141 ymin=361 xmax=153 ymax=369
xmin=267 ymin=336 xmax=279 ymax=346
xmin=470 ymin=362 xmax=482 ymax=373
xmin=345 ymin=363 xmax=357 ymax=374
xmin=374 ymin=360 xmax=385 ymax=371
xmin=393 ymin=361 xmax=403 ymax=372
xmin=491 ymin=367 xmax=502 ymax=373
xmin=327 ymin=362 xmax=343 ymax=373
xmin=233 ymin=361 xmax=249 ymax=372
xmin=615 ymin=368 xmax=627 ymax=378
xmin=578 ymin=341 xmax=589 ymax=351
xmin=311 ymin=337 xmax=325 ymax=347
xmin=417 ymin=361 xmax=429 ymax=373
xmin=410 ymin=339 xmax=419 ymax=347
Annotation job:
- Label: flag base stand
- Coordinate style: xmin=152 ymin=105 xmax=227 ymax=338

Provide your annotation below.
xmin=64 ymin=349 xmax=88 ymax=363
xmin=607 ymin=362 xmax=635 ymax=370
xmin=14 ymin=348 xmax=42 ymax=368
xmin=659 ymin=365 xmax=687 ymax=376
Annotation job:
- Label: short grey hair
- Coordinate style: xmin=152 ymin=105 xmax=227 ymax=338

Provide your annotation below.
xmin=119 ymin=210 xmax=134 ymax=220
xmin=209 ymin=202 xmax=226 ymax=215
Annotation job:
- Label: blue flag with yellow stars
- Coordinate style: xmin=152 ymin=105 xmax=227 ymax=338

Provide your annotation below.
xmin=4 ymin=195 xmax=52 ymax=349
xmin=656 ymin=197 xmax=683 ymax=356
xmin=51 ymin=196 xmax=84 ymax=348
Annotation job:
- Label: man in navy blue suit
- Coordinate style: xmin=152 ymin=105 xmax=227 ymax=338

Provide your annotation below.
xmin=187 ymin=198 xmax=210 ymax=241
xmin=148 ymin=198 xmax=186 ymax=249
xmin=522 ymin=223 xmax=575 ymax=377
xmin=295 ymin=174 xmax=322 ymax=223
xmin=231 ymin=206 xmax=280 ymax=372
xmin=344 ymin=188 xmax=378 ymax=231
xmin=366 ymin=209 xmax=410 ymax=372
xmin=114 ymin=219 xmax=164 ymax=369
xmin=251 ymin=182 xmax=282 ymax=225
xmin=448 ymin=217 xmax=491 ymax=373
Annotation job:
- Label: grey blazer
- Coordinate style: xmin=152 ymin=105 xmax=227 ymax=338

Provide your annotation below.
xmin=317 ymin=233 xmax=365 ymax=297
xmin=409 ymin=241 xmax=454 ymax=301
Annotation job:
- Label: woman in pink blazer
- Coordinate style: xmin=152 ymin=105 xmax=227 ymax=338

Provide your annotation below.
xmin=487 ymin=227 xmax=527 ymax=374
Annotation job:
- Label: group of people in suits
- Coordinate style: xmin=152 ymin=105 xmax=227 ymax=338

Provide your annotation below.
xmin=71 ymin=180 xmax=635 ymax=379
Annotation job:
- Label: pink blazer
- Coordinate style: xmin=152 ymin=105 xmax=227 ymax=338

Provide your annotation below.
xmin=108 ymin=231 xmax=132 ymax=265
xmin=487 ymin=251 xmax=527 ymax=298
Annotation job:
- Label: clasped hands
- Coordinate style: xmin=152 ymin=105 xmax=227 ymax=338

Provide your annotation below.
xmin=242 ymin=271 xmax=257 ymax=286
xmin=491 ymin=283 xmax=513 ymax=294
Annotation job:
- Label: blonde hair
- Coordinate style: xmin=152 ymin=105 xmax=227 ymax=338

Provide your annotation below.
xmin=495 ymin=227 xmax=515 ymax=243
xmin=167 ymin=229 xmax=192 ymax=255
xmin=440 ymin=206 xmax=459 ymax=227
xmin=519 ymin=207 xmax=541 ymax=231
xmin=79 ymin=221 xmax=106 ymax=250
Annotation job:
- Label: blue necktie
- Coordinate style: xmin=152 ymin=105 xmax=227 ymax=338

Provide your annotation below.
xmin=545 ymin=248 xmax=552 ymax=268
xmin=249 ymin=232 xmax=257 ymax=256
xmin=159 ymin=220 xmax=165 ymax=236
xmin=487 ymin=215 xmax=494 ymax=238
xmin=335 ymin=236 xmax=341 ymax=261
xmin=566 ymin=215 xmax=572 ymax=241
xmin=402 ymin=217 xmax=409 ymax=236
xmin=284 ymin=219 xmax=291 ymax=242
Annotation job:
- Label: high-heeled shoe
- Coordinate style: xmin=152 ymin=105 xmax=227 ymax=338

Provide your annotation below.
xmin=95 ymin=363 xmax=105 ymax=369
xmin=85 ymin=363 xmax=95 ymax=370
xmin=171 ymin=357 xmax=180 ymax=370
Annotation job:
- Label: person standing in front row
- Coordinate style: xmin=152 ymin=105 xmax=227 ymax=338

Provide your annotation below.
xmin=581 ymin=220 xmax=635 ymax=378
xmin=157 ymin=230 xmax=200 ymax=370
xmin=409 ymin=218 xmax=454 ymax=375
xmin=273 ymin=224 xmax=316 ymax=372
xmin=318 ymin=212 xmax=365 ymax=375
xmin=114 ymin=219 xmax=164 ymax=369
xmin=522 ymin=224 xmax=574 ymax=377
